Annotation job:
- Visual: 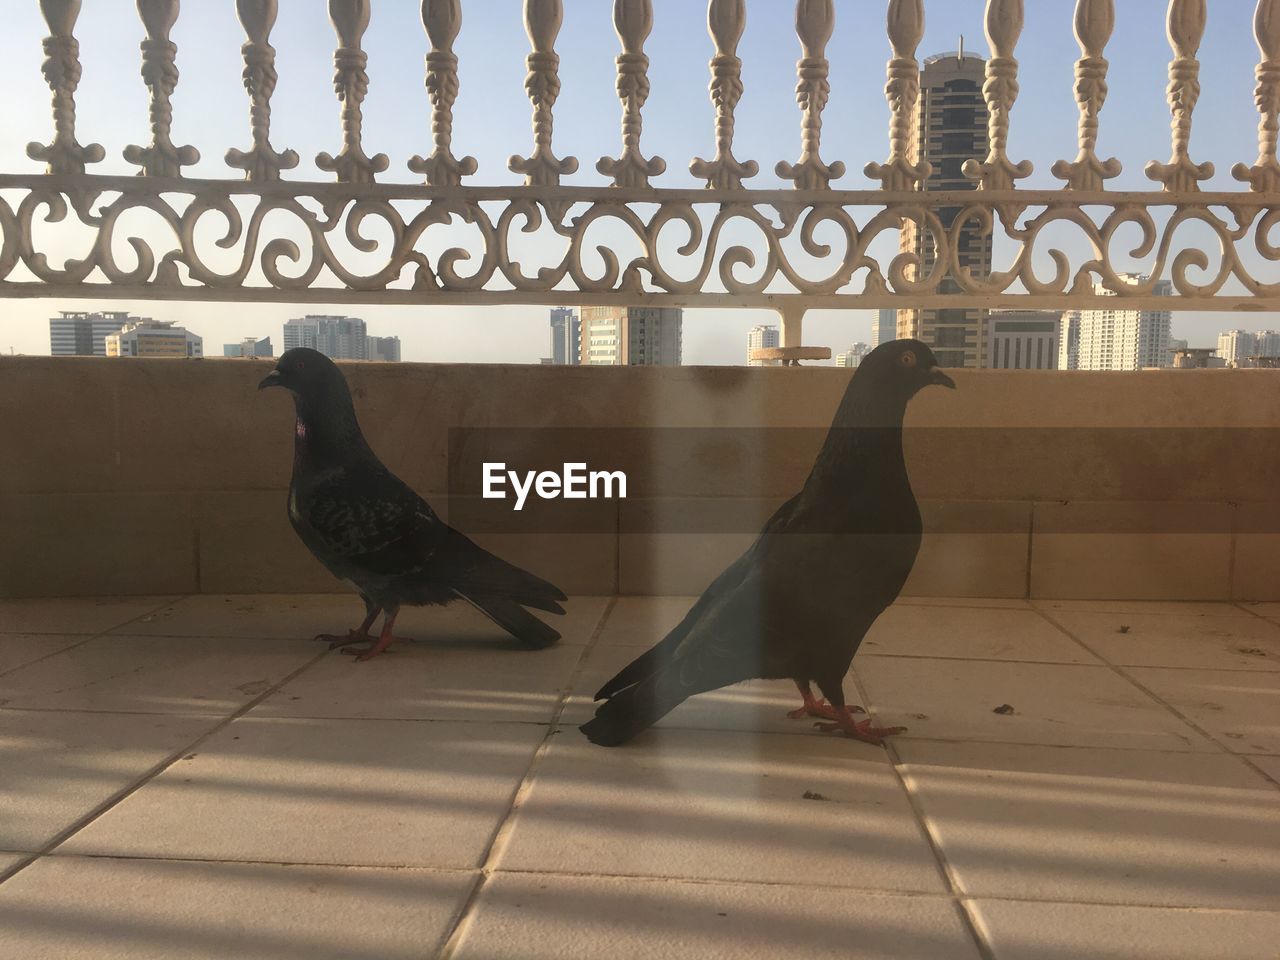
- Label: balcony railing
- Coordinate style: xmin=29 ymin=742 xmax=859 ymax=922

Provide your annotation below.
xmin=1 ymin=0 xmax=1278 ymax=359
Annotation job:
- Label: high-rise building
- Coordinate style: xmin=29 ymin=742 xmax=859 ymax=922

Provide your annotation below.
xmin=1217 ymin=330 xmax=1254 ymax=367
xmin=105 ymin=319 xmax=203 ymax=358
xmin=897 ymin=50 xmax=992 ymax=369
xmin=579 ymin=307 xmax=682 ymax=366
xmin=368 ymin=336 xmax=402 ymax=362
xmin=223 ymin=336 xmax=273 ymax=358
xmin=49 ymin=310 xmax=138 ymax=356
xmin=871 ymin=308 xmax=897 ymax=348
xmin=549 ymin=307 xmax=580 ymax=365
xmin=1076 ymin=275 xmax=1172 ymax=370
xmin=834 ymin=343 xmax=871 ymax=368
xmin=1058 ymin=310 xmax=1081 ymax=370
xmin=1216 ymin=329 xmax=1280 ymax=367
xmin=746 ymin=324 xmax=780 ymax=366
xmin=986 ymin=310 xmax=1061 ymax=370
xmin=281 ymin=315 xmax=399 ymax=361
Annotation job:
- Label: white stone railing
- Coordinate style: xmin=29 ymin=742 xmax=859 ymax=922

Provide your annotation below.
xmin=1 ymin=0 xmax=1278 ymax=360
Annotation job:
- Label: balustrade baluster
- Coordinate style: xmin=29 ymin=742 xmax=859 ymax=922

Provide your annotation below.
xmin=226 ymin=0 xmax=299 ymax=182
xmin=1145 ymin=0 xmax=1213 ymax=191
xmin=963 ymin=0 xmax=1032 ymax=190
xmin=509 ymin=0 xmax=578 ymax=186
xmin=124 ymin=0 xmax=200 ymax=177
xmin=409 ymin=0 xmax=477 ymax=186
xmin=865 ymin=0 xmax=929 ymax=191
xmin=691 ymin=0 xmax=757 ymax=190
xmin=316 ymin=0 xmax=389 ymax=184
xmin=598 ymin=0 xmax=666 ymax=188
xmin=1232 ymin=0 xmax=1280 ymax=192
xmin=776 ymin=0 xmax=844 ymax=190
xmin=1052 ymin=0 xmax=1122 ymax=190
xmin=27 ymin=0 xmax=105 ymax=175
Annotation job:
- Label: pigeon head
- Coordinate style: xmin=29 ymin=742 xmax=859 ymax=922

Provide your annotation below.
xmin=257 ymin=347 xmax=346 ymax=398
xmin=259 ymin=347 xmax=368 ymax=460
xmin=853 ymin=339 xmax=956 ymax=400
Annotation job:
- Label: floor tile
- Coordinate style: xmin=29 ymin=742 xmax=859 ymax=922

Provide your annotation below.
xmin=972 ymin=899 xmax=1280 ymax=960
xmin=0 ymin=855 xmax=474 ymax=960
xmin=60 ymin=717 xmax=544 ymax=869
xmin=456 ymin=874 xmax=981 ymax=960
xmin=118 ymin=594 xmax=608 ymax=646
xmin=1125 ymin=667 xmax=1280 ymax=755
xmin=1240 ymin=602 xmax=1280 ymax=619
xmin=1243 ymin=755 xmax=1280 ymax=784
xmin=862 ymin=606 xmax=1097 ymax=664
xmin=255 ymin=641 xmax=585 ymax=723
xmin=0 ymin=710 xmax=217 ymax=851
xmin=596 ymin=596 xmax=698 ymax=647
xmin=855 ymin=658 xmax=1217 ymax=752
xmin=497 ymin=729 xmax=948 ymax=893
xmin=0 ymin=635 xmax=91 ymax=676
xmin=1034 ymin=600 xmax=1253 ymax=617
xmin=0 ymin=635 xmax=318 ymax=716
xmin=0 ymin=598 xmax=174 ymax=636
xmin=1043 ymin=611 xmax=1280 ymax=670
xmin=896 ymin=741 xmax=1280 ymax=910
xmin=897 ymin=597 xmax=1032 ymax=610
xmin=0 ymin=854 xmax=23 ymax=875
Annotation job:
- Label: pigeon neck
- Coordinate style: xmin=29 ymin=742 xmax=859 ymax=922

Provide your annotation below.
xmin=804 ymin=387 xmax=909 ymax=492
xmin=292 ymin=390 xmax=371 ymax=466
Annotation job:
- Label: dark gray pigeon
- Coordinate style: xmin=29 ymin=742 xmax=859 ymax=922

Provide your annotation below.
xmin=581 ymin=339 xmax=954 ymax=746
xmin=259 ymin=347 xmax=567 ymax=660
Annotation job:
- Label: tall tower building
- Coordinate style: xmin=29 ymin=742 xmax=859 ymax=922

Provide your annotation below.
xmin=1058 ymin=310 xmax=1081 ymax=370
xmin=746 ymin=324 xmax=779 ymax=366
xmin=549 ymin=307 xmax=580 ymax=365
xmin=579 ymin=307 xmax=682 ymax=366
xmin=986 ymin=310 xmax=1060 ymax=369
xmin=49 ymin=310 xmax=139 ymax=356
xmin=834 ymin=343 xmax=870 ymax=368
xmin=282 ymin=315 xmax=397 ymax=361
xmin=1076 ymin=276 xmax=1172 ymax=370
xmin=871 ymin=308 xmax=897 ymax=348
xmin=1217 ymin=330 xmax=1256 ymax=367
xmin=897 ymin=50 xmax=991 ymax=369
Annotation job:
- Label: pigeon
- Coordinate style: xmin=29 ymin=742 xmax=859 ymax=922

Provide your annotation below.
xmin=259 ymin=347 xmax=567 ymax=660
xmin=581 ymin=339 xmax=954 ymax=747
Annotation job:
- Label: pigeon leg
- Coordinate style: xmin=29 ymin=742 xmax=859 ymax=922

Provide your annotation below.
xmin=315 ymin=597 xmax=381 ymax=649
xmin=811 ymin=682 xmax=905 ymax=745
xmin=343 ymin=607 xmax=412 ymax=662
xmin=786 ymin=680 xmax=866 ymax=720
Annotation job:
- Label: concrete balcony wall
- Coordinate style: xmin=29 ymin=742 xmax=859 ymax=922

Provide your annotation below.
xmin=2 ymin=356 xmax=1278 ymax=600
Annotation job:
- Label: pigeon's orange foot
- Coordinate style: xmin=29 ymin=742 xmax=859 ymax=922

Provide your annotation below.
xmin=315 ymin=630 xmax=370 ymax=650
xmin=786 ymin=699 xmax=865 ymax=721
xmin=813 ymin=710 xmax=906 ymax=746
xmin=341 ymin=635 xmax=412 ymax=661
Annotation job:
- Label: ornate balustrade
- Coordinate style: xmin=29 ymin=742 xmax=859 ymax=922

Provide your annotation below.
xmin=2 ymin=0 xmax=1278 ymax=361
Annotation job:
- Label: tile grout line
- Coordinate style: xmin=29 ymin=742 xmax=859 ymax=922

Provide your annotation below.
xmin=847 ymin=667 xmax=996 ymax=960
xmin=0 ymin=596 xmax=188 ymax=680
xmin=0 ymin=644 xmax=333 ymax=889
xmin=1030 ymin=606 xmax=1280 ymax=791
xmin=434 ymin=596 xmax=619 ymax=960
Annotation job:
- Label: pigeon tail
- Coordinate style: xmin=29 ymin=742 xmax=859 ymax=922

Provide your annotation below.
xmin=460 ymin=593 xmax=562 ymax=649
xmin=580 ymin=672 xmax=688 ymax=747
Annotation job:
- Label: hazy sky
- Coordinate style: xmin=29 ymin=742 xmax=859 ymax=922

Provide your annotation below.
xmin=0 ymin=0 xmax=1275 ymax=362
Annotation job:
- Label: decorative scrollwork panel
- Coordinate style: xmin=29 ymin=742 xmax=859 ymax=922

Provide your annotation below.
xmin=0 ymin=177 xmax=1276 ymax=312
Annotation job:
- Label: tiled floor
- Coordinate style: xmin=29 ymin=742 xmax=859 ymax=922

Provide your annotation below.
xmin=1 ymin=595 xmax=1278 ymax=960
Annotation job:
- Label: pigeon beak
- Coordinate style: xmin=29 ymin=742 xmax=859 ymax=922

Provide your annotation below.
xmin=258 ymin=370 xmax=283 ymax=391
xmin=929 ymin=368 xmax=956 ymax=390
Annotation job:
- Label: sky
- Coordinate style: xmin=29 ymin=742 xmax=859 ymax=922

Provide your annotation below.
xmin=0 ymin=0 xmax=1275 ymax=363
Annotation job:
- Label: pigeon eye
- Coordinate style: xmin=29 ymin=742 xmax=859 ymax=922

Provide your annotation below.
xmin=900 ymin=351 xmax=918 ymax=368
